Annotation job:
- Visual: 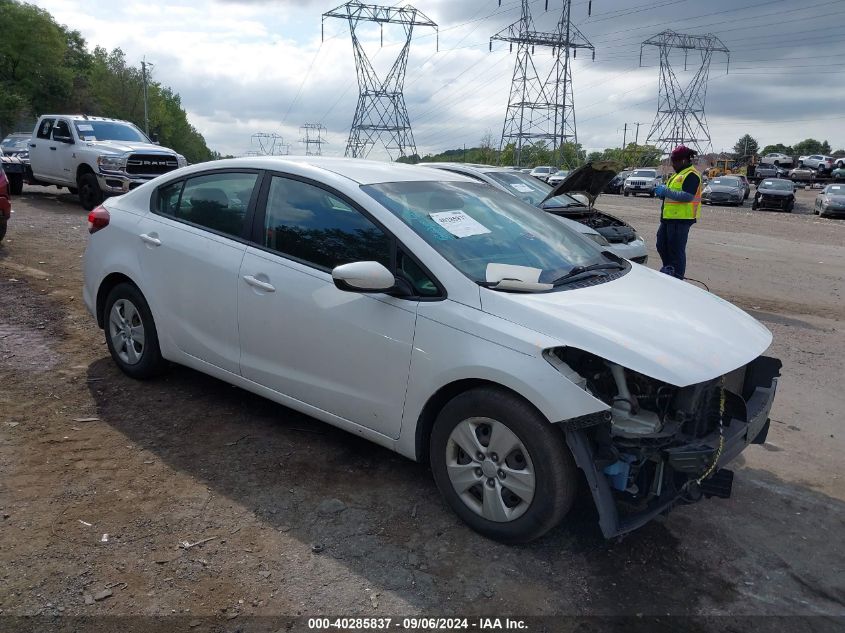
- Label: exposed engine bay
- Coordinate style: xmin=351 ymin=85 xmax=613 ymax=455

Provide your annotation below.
xmin=551 ymin=208 xmax=638 ymax=244
xmin=550 ymin=347 xmax=782 ymax=537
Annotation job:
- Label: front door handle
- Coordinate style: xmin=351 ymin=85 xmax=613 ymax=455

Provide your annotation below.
xmin=243 ymin=275 xmax=275 ymax=293
xmin=139 ymin=233 xmax=161 ymax=246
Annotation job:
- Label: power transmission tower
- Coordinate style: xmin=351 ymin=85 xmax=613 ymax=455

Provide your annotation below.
xmin=300 ymin=123 xmax=328 ymax=156
xmin=640 ymin=30 xmax=729 ymax=157
xmin=251 ymin=133 xmax=290 ymax=156
xmin=322 ymin=2 xmax=437 ymax=160
xmin=490 ymin=0 xmax=595 ymax=168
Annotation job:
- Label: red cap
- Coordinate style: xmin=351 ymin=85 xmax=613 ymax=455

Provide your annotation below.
xmin=671 ymin=145 xmax=696 ymax=159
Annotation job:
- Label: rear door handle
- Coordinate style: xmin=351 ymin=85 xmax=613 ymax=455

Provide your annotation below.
xmin=139 ymin=233 xmax=161 ymax=246
xmin=243 ymin=275 xmax=275 ymax=293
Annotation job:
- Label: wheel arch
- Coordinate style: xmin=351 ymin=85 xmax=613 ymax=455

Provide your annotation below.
xmin=76 ymin=162 xmax=96 ymax=182
xmin=96 ymin=272 xmax=142 ymax=328
xmin=413 ymin=379 xmax=554 ymax=463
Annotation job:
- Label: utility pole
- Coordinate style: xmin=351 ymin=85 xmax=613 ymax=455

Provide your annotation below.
xmin=634 ymin=121 xmax=642 ymax=146
xmin=322 ymin=2 xmax=437 ymax=160
xmin=621 ymin=123 xmax=628 ymax=150
xmin=491 ymin=0 xmax=596 ymax=168
xmin=141 ymin=57 xmax=152 ymax=137
xmin=640 ymin=30 xmax=729 ymax=156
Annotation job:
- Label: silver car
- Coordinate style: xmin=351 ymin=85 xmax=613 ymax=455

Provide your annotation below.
xmin=422 ymin=162 xmax=648 ymax=263
xmin=759 ymin=152 xmax=793 ymax=167
xmin=814 ymin=183 xmax=845 ymax=218
xmin=546 ymin=169 xmax=570 ymax=187
xmin=529 ymin=166 xmax=556 ymax=182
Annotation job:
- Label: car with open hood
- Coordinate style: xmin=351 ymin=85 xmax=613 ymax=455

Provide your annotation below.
xmin=422 ymin=162 xmax=648 ymax=263
xmin=83 ymin=156 xmax=780 ymax=543
xmin=702 ymin=175 xmax=745 ymax=206
xmin=814 ymin=183 xmax=845 ymax=217
xmin=752 ymin=178 xmax=795 ymax=212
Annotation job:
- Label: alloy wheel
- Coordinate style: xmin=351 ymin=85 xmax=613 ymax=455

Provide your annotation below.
xmin=108 ymin=299 xmax=146 ymax=365
xmin=445 ymin=417 xmax=535 ymax=522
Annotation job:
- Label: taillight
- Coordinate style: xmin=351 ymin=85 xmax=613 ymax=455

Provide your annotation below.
xmin=88 ymin=205 xmax=110 ymax=234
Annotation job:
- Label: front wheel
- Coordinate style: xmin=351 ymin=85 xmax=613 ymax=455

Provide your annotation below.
xmin=752 ymin=199 xmax=758 ymax=210
xmin=78 ymin=172 xmax=103 ymax=211
xmin=103 ymin=282 xmax=167 ymax=379
xmin=623 ymin=190 xmax=630 ymax=197
xmin=0 ymin=217 xmax=6 ymax=242
xmin=430 ymin=387 xmax=577 ymax=544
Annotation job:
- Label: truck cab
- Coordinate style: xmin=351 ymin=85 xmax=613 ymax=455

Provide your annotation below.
xmin=28 ymin=115 xmax=187 ymax=209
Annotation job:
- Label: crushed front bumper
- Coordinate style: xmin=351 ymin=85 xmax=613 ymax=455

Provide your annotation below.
xmin=566 ymin=355 xmax=782 ymax=539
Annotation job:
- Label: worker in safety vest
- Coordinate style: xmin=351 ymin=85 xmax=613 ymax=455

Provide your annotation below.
xmin=653 ymin=145 xmax=702 ymax=279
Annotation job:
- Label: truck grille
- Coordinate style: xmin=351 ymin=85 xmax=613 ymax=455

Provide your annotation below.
xmin=126 ymin=154 xmax=179 ymax=176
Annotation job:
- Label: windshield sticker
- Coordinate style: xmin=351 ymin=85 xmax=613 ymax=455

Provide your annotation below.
xmin=77 ymin=124 xmax=94 ymax=131
xmin=831 ymin=185 xmax=841 ymax=190
xmin=511 ymin=183 xmax=534 ymax=193
xmin=485 ymin=263 xmax=541 ymax=284
xmin=429 ymin=210 xmax=491 ymax=238
xmin=763 ymin=181 xmax=773 ymax=186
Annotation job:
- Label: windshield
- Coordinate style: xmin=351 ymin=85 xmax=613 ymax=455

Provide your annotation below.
xmin=483 ymin=170 xmax=582 ymax=208
xmin=761 ymin=180 xmax=792 ymax=191
xmin=825 ymin=184 xmax=844 ymax=195
xmin=532 ymin=167 xmax=552 ymax=174
xmin=630 ymin=170 xmax=656 ymax=178
xmin=74 ymin=121 xmax=150 ymax=143
xmin=362 ymin=181 xmax=609 ymax=286
xmin=711 ymin=177 xmax=741 ymax=187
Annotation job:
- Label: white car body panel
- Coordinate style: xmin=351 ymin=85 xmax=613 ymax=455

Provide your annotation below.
xmin=237 ymin=246 xmax=417 ymax=439
xmin=479 ymin=264 xmax=771 ymax=387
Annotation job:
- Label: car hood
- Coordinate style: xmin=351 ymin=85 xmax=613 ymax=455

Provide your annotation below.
xmin=542 ymin=160 xmax=622 ymax=205
xmin=705 ymin=183 xmax=743 ymax=193
xmin=479 ymin=264 xmax=771 ymax=387
xmin=82 ymin=140 xmax=177 ymax=155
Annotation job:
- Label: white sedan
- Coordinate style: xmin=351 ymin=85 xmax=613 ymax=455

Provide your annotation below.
xmin=83 ymin=157 xmax=780 ymax=542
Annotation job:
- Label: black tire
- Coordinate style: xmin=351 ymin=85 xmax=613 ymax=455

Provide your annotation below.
xmin=751 ymin=199 xmax=758 ymax=210
xmin=69 ymin=187 xmax=78 ymax=195
xmin=430 ymin=387 xmax=577 ymax=544
xmin=649 ymin=191 xmax=655 ymax=198
xmin=103 ymin=282 xmax=167 ymax=379
xmin=0 ymin=217 xmax=6 ymax=242
xmin=9 ymin=173 xmax=23 ymax=195
xmin=78 ymin=172 xmax=103 ymax=211
xmin=786 ymin=200 xmax=794 ymax=213
xmin=623 ymin=191 xmax=629 ymax=197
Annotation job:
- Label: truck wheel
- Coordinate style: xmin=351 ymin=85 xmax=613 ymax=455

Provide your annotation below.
xmin=9 ymin=174 xmax=23 ymax=195
xmin=0 ymin=217 xmax=6 ymax=242
xmin=78 ymin=173 xmax=103 ymax=211
xmin=430 ymin=387 xmax=577 ymax=544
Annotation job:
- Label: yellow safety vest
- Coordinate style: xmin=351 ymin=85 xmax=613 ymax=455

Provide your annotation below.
xmin=662 ymin=165 xmax=702 ymax=220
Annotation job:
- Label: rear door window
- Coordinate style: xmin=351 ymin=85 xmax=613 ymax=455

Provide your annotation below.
xmin=155 ymin=172 xmax=258 ymax=239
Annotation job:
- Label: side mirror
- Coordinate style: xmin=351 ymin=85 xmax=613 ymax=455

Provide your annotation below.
xmin=151 ymin=133 xmax=160 ymax=144
xmin=332 ymin=261 xmax=396 ymax=293
xmin=54 ymin=135 xmax=74 ymax=144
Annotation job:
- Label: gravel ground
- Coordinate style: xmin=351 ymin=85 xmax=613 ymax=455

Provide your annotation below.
xmin=0 ymin=184 xmax=843 ymax=628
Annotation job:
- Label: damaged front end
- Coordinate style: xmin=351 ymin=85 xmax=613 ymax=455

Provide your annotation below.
xmin=549 ymin=347 xmax=781 ymax=538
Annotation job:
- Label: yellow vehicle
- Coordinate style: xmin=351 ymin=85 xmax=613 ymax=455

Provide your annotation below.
xmin=706 ymin=158 xmax=751 ymax=178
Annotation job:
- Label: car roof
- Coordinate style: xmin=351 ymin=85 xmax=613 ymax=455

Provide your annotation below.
xmin=420 ymin=162 xmax=509 ymax=174
xmin=182 ymin=156 xmax=475 ymax=186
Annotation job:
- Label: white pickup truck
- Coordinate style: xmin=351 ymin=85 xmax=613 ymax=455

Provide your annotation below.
xmin=27 ymin=114 xmax=187 ymax=210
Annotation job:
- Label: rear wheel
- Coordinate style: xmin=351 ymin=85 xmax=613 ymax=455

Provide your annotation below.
xmin=78 ymin=172 xmax=103 ymax=211
xmin=103 ymin=283 xmax=167 ymax=379
xmin=430 ymin=387 xmax=577 ymax=543
xmin=8 ymin=173 xmax=23 ymax=195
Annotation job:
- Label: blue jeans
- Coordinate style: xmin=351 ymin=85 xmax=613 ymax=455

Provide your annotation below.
xmin=656 ymin=219 xmax=694 ymax=279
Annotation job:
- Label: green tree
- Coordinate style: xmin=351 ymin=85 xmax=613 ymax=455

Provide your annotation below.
xmin=732 ymin=134 xmax=759 ymax=158
xmin=792 ymin=138 xmax=831 ymax=156
xmin=760 ymin=143 xmax=793 ymax=156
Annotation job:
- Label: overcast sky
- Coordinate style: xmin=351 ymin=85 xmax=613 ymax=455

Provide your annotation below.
xmin=30 ymin=0 xmax=845 ymax=159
